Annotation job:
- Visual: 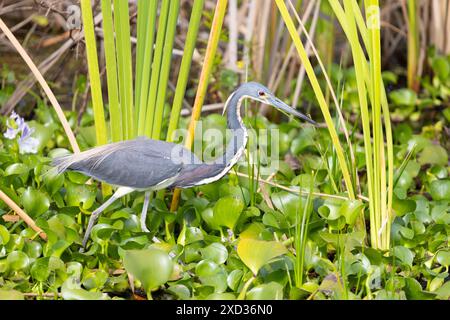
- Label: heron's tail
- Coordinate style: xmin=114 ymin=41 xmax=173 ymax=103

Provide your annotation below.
xmin=51 ymin=154 xmax=75 ymax=174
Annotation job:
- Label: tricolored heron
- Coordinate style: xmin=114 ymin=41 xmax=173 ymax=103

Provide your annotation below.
xmin=53 ymin=82 xmax=317 ymax=248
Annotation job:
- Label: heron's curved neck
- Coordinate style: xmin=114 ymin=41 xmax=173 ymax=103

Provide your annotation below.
xmin=220 ymin=90 xmax=248 ymax=167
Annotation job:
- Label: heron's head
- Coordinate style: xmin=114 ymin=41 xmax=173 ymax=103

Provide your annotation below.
xmin=230 ymin=82 xmax=317 ymax=126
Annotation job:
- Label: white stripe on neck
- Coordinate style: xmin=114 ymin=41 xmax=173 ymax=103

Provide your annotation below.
xmin=193 ymin=95 xmax=249 ymax=186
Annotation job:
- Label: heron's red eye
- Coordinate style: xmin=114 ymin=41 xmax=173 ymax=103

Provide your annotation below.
xmin=258 ymin=91 xmax=265 ymax=97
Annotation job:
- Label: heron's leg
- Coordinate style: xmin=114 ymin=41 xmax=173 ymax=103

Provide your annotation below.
xmin=81 ymin=187 xmax=134 ymax=249
xmin=140 ymin=191 xmax=151 ymax=233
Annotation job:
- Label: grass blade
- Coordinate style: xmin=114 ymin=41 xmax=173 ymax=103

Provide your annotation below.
xmin=136 ymin=0 xmax=158 ymax=134
xmin=151 ymin=0 xmax=180 ymax=140
xmin=167 ymin=0 xmax=205 ymax=142
xmin=80 ymin=0 xmax=107 ymax=146
xmin=142 ymin=0 xmax=171 ymax=137
xmin=101 ymin=0 xmax=122 ymax=142
xmin=113 ymin=0 xmax=134 ymax=139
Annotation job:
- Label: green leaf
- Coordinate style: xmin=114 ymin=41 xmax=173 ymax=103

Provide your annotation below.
xmin=0 ymin=225 xmax=10 ymax=245
xmin=431 ymin=56 xmax=450 ymax=81
xmin=338 ymin=199 xmax=364 ymax=226
xmin=435 ymin=250 xmax=450 ymax=267
xmin=213 ymin=196 xmax=244 ymax=230
xmin=237 ymin=238 xmax=288 ymax=275
xmin=390 ymin=89 xmax=417 ymax=107
xmin=65 ymin=182 xmax=97 ymax=210
xmin=61 ymin=287 xmax=110 ymax=300
xmin=429 ymin=179 xmax=450 ymax=201
xmin=271 ymin=191 xmax=301 ymax=223
xmin=435 ymin=281 xmax=450 ymax=300
xmin=419 ymin=145 xmax=448 ymax=166
xmin=201 ymin=242 xmax=228 ymax=264
xmin=403 ymin=278 xmax=436 ymax=300
xmin=0 ymin=289 xmax=24 ymax=300
xmin=6 ymin=251 xmax=30 ymax=271
xmin=227 ymin=269 xmax=243 ymax=291
xmin=195 ymin=260 xmax=228 ymax=293
xmin=124 ymin=248 xmax=173 ymax=293
xmin=206 ymin=292 xmax=235 ymax=300
xmin=21 ymin=187 xmax=50 ymax=217
xmin=4 ymin=163 xmax=29 ymax=177
xmin=393 ymin=194 xmax=417 ymax=216
xmin=392 ymin=246 xmax=414 ymax=267
xmin=246 ymin=282 xmax=284 ymax=300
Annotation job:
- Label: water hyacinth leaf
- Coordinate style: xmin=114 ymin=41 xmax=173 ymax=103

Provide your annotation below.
xmin=213 ymin=196 xmax=244 ymax=230
xmin=237 ymin=239 xmax=288 ymax=275
xmin=167 ymin=285 xmax=191 ymax=300
xmin=91 ymin=224 xmax=121 ymax=245
xmin=65 ymin=183 xmax=97 ymax=210
xmin=0 ymin=225 xmax=10 ymax=245
xmin=30 ymin=257 xmax=51 ymax=281
xmin=403 ymin=278 xmax=436 ymax=300
xmin=61 ymin=287 xmax=110 ymax=300
xmin=239 ymin=222 xmax=265 ymax=239
xmin=429 ymin=179 xmax=450 ymax=201
xmin=43 ymin=167 xmax=65 ymax=196
xmin=195 ymin=259 xmax=228 ymax=293
xmin=392 ymin=246 xmax=414 ymax=267
xmin=123 ymin=249 xmax=173 ymax=293
xmin=201 ymin=208 xmax=220 ymax=230
xmin=6 ymin=251 xmax=29 ymax=271
xmin=419 ymin=145 xmax=448 ymax=166
xmin=435 ymin=250 xmax=450 ymax=267
xmin=4 ymin=163 xmax=29 ymax=177
xmin=201 ymin=242 xmax=228 ymax=264
xmin=0 ymin=289 xmax=24 ymax=300
xmin=435 ymin=282 xmax=450 ymax=300
xmin=21 ymin=187 xmax=50 ymax=217
xmin=389 ymin=89 xmax=417 ymax=107
xmin=24 ymin=241 xmax=42 ymax=259
xmin=227 ymin=269 xmax=244 ymax=291
xmin=82 ymin=269 xmax=109 ymax=290
xmin=246 ymin=282 xmax=284 ymax=300
xmin=207 ymin=292 xmax=236 ymax=300
xmin=338 ymin=199 xmax=364 ymax=225
xmin=271 ymin=191 xmax=301 ymax=222
xmin=393 ymin=195 xmax=417 ymax=216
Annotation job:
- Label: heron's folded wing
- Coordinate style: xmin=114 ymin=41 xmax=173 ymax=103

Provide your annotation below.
xmin=52 ymin=138 xmax=197 ymax=189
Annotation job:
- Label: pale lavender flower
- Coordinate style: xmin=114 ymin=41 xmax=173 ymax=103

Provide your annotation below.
xmin=3 ymin=111 xmax=39 ymax=154
xmin=4 ymin=111 xmax=23 ymax=139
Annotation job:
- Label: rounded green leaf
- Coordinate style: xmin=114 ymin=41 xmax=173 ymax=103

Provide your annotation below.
xmin=207 ymin=292 xmax=235 ymax=300
xmin=390 ymin=89 xmax=417 ymax=107
xmin=21 ymin=187 xmax=50 ymax=217
xmin=435 ymin=250 xmax=450 ymax=267
xmin=227 ymin=269 xmax=244 ymax=291
xmin=201 ymin=243 xmax=228 ymax=264
xmin=4 ymin=163 xmax=29 ymax=176
xmin=237 ymin=239 xmax=288 ymax=275
xmin=7 ymin=251 xmax=30 ymax=271
xmin=392 ymin=246 xmax=414 ymax=267
xmin=429 ymin=179 xmax=450 ymax=201
xmin=195 ymin=260 xmax=228 ymax=293
xmin=0 ymin=289 xmax=24 ymax=300
xmin=246 ymin=282 xmax=284 ymax=300
xmin=0 ymin=225 xmax=10 ymax=245
xmin=213 ymin=196 xmax=244 ymax=230
xmin=123 ymin=248 xmax=173 ymax=293
xmin=419 ymin=145 xmax=448 ymax=166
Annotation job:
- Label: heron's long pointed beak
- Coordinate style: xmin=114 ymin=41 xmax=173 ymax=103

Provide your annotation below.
xmin=268 ymin=97 xmax=318 ymax=126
